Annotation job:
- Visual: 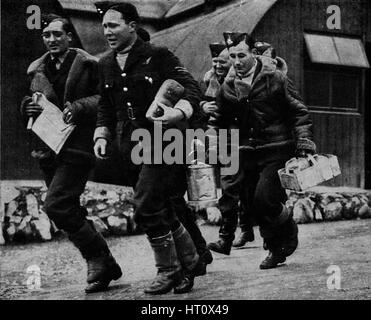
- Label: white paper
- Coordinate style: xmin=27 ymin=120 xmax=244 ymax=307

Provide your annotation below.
xmin=31 ymin=92 xmax=75 ymax=154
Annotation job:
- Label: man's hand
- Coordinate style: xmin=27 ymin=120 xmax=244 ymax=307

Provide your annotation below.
xmin=63 ymin=101 xmax=83 ymax=124
xmin=94 ymin=138 xmax=109 ymax=160
xmin=201 ymin=101 xmax=219 ymax=116
xmin=147 ymin=102 xmax=185 ymax=126
xmin=296 ymin=138 xmax=316 ymax=158
xmin=25 ymin=101 xmax=43 ymax=117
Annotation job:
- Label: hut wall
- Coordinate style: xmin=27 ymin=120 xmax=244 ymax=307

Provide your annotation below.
xmin=368 ymin=0 xmax=371 ymax=42
xmin=302 ymin=0 xmax=367 ymax=188
xmin=252 ymin=0 xmax=303 ymax=88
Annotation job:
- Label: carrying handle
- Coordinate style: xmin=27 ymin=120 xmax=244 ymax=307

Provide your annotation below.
xmin=306 ymin=154 xmax=326 ymax=180
xmin=285 ymin=154 xmax=326 ymax=180
xmin=188 ymin=138 xmax=206 ymax=166
xmin=285 ymin=154 xmax=317 ymax=171
xmin=285 ymin=157 xmax=299 ymax=171
xmin=306 ymin=154 xmax=317 ymax=166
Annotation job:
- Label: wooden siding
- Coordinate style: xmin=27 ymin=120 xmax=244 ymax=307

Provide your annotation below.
xmin=252 ymin=0 xmax=303 ymax=87
xmin=302 ymin=0 xmax=367 ymax=187
xmin=302 ymin=0 xmax=364 ymax=36
xmin=310 ymin=112 xmax=364 ymax=187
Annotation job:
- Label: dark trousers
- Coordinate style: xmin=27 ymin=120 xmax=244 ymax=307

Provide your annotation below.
xmin=218 ymin=147 xmax=293 ymax=240
xmin=218 ymin=156 xmax=254 ymax=240
xmin=118 ymin=122 xmax=207 ymax=251
xmin=131 ymin=163 xmax=207 ymax=251
xmin=131 ymin=163 xmax=207 ymax=252
xmin=40 ymin=157 xmax=91 ymax=234
xmin=133 ymin=164 xmax=187 ymax=232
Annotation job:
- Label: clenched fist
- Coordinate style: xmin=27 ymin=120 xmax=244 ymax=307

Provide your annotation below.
xmin=94 ymin=138 xmax=109 ymax=160
xmin=25 ymin=100 xmax=43 ymax=117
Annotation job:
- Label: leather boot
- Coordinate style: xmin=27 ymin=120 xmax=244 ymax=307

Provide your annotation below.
xmin=144 ymin=232 xmax=183 ymax=295
xmin=207 ymin=238 xmax=233 ymax=255
xmin=207 ymin=214 xmax=236 ymax=255
xmin=232 ymin=228 xmax=255 ymax=247
xmin=279 ymin=217 xmax=298 ymax=257
xmin=198 ymin=247 xmax=213 ymax=266
xmin=259 ymin=251 xmax=286 ymax=269
xmin=172 ymin=224 xmax=203 ymax=294
xmin=259 ymin=237 xmax=286 ymax=269
xmin=69 ymin=221 xmax=122 ymax=293
xmin=84 ymin=252 xmax=123 ymax=293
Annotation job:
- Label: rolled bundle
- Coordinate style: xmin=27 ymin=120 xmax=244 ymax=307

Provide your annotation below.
xmin=146 ymin=79 xmax=184 ymax=118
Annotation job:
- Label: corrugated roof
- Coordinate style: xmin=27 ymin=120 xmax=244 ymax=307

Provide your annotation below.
xmin=58 ymin=0 xmax=179 ymax=19
xmin=165 ymin=0 xmax=204 ymax=18
xmin=152 ymin=0 xmax=278 ymax=80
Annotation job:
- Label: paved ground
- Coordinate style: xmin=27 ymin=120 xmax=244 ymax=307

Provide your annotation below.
xmin=0 ymin=219 xmax=370 ymax=300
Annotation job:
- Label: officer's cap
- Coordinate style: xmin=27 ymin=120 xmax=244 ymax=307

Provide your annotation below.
xmin=223 ymin=32 xmax=255 ymax=50
xmin=209 ymin=43 xmax=227 ymax=58
xmin=254 ymin=41 xmax=277 ymax=58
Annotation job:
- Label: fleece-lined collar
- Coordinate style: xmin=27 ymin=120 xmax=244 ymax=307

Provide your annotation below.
xmin=225 ymin=55 xmax=278 ymax=87
xmin=27 ymin=48 xmax=97 ymax=75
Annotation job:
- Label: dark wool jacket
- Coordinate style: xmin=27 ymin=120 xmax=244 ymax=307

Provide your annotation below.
xmin=21 ymin=48 xmax=100 ymax=165
xmin=218 ymin=56 xmax=315 ymax=152
xmin=94 ymin=38 xmax=205 ymax=144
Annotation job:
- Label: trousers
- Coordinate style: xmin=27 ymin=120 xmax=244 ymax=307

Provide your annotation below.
xmin=218 ymin=146 xmax=294 ymax=239
xmin=134 ymin=163 xmax=188 ymax=234
xmin=40 ymin=156 xmax=91 ymax=234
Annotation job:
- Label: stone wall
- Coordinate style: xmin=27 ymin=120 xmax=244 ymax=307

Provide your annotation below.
xmin=1 ymin=182 xmax=371 ymax=245
xmin=287 ymin=186 xmax=371 ymax=223
xmin=0 ymin=181 xmax=137 ymax=245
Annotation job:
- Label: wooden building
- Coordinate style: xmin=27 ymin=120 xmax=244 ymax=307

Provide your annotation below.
xmin=0 ymin=0 xmax=231 ymax=182
xmin=2 ymin=0 xmax=371 ymax=189
xmin=152 ymin=0 xmax=371 ymax=188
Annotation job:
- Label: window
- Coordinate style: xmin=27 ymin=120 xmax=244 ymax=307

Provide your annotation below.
xmin=332 ymin=73 xmax=359 ymax=109
xmin=304 ymin=71 xmax=330 ymax=107
xmin=304 ymin=33 xmax=369 ymax=68
xmin=303 ymin=33 xmax=366 ymax=112
xmin=304 ymin=69 xmax=360 ymax=111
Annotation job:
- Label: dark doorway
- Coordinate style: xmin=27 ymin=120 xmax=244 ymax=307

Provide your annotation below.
xmin=364 ymin=42 xmax=371 ymax=189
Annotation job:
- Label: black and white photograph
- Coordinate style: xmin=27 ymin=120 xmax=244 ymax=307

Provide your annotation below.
xmin=0 ymin=0 xmax=370 ymax=307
